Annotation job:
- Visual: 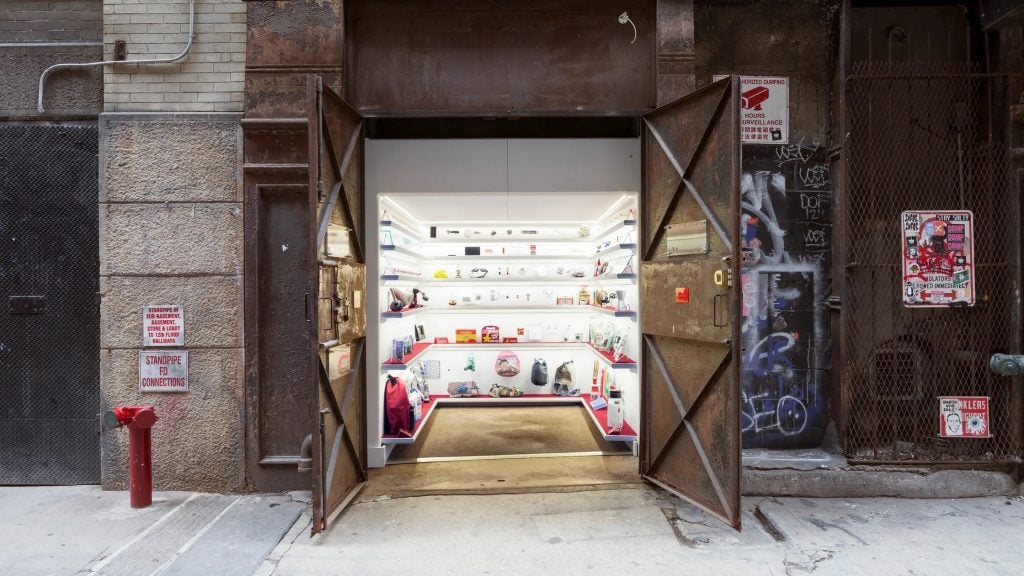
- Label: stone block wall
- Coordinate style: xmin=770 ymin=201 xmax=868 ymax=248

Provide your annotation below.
xmin=98 ymin=114 xmax=245 ymax=492
xmin=103 ymin=0 xmax=245 ymax=112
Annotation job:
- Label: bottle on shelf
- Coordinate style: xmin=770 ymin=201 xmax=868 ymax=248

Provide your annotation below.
xmin=590 ymin=359 xmax=600 ymax=401
xmin=607 ymin=388 xmax=624 ymax=431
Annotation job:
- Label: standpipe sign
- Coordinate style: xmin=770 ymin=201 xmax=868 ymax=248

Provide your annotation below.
xmin=139 ymin=350 xmax=189 ymax=393
xmin=939 ymin=396 xmax=990 ymax=438
xmin=901 ymin=211 xmax=975 ymax=307
xmin=143 ymin=305 xmax=184 ymax=346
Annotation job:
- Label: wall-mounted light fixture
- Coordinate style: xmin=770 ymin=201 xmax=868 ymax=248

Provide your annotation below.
xmin=618 ymin=12 xmax=637 ymax=44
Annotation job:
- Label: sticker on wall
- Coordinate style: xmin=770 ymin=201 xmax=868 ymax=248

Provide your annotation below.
xmin=714 ymin=75 xmax=789 ymax=143
xmin=939 ymin=396 xmax=990 ymax=438
xmin=901 ymin=210 xmax=975 ymax=307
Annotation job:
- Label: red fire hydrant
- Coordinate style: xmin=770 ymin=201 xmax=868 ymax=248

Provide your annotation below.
xmin=103 ymin=405 xmax=158 ymax=508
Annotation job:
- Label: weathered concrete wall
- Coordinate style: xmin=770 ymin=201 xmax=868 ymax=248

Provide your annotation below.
xmin=695 ymin=0 xmax=839 ymax=449
xmin=99 ymin=113 xmax=244 ymax=492
xmin=0 ymin=0 xmax=104 ymax=118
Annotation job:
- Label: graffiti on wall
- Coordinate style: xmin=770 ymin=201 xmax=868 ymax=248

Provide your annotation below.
xmin=740 ymin=138 xmax=832 ymax=448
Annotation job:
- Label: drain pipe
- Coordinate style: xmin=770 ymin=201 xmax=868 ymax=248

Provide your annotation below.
xmin=37 ymin=0 xmax=196 ymax=112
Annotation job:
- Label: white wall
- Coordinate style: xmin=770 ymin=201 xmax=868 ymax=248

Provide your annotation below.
xmin=366 ymin=138 xmax=641 ymax=195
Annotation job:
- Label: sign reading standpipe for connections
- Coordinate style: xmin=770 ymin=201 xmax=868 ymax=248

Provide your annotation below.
xmin=139 ymin=350 xmax=189 ymax=393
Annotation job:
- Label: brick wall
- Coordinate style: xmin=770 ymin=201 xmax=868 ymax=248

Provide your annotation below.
xmin=0 ymin=1 xmax=103 ymax=42
xmin=103 ymin=0 xmax=245 ymax=112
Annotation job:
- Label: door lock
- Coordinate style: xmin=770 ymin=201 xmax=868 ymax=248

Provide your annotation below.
xmin=714 ymin=269 xmax=733 ymax=288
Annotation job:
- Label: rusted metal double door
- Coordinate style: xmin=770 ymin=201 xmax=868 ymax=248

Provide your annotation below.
xmin=640 ymin=77 xmax=743 ymax=529
xmin=299 ymin=75 xmax=744 ymax=532
xmin=306 ymin=77 xmax=368 ymax=534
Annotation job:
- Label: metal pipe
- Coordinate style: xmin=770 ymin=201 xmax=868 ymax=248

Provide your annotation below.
xmin=37 ymin=0 xmax=195 ymax=112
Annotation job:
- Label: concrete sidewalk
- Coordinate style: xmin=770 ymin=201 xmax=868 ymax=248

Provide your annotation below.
xmin=265 ymin=486 xmax=1024 ymax=576
xmin=8 ymin=483 xmax=1024 ymax=576
xmin=0 ymin=486 xmax=304 ymax=576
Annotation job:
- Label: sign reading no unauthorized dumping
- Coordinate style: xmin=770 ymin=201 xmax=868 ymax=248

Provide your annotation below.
xmin=139 ymin=350 xmax=189 ymax=392
xmin=939 ymin=396 xmax=990 ymax=438
xmin=901 ymin=211 xmax=975 ymax=307
xmin=717 ymin=75 xmax=790 ymax=144
xmin=143 ymin=305 xmax=184 ymax=346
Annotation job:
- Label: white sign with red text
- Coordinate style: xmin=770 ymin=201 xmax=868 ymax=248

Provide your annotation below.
xmin=716 ymin=75 xmax=790 ymax=144
xmin=143 ymin=305 xmax=184 ymax=347
xmin=139 ymin=350 xmax=189 ymax=393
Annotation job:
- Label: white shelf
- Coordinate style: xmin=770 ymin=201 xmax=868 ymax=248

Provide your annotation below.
xmin=422 ymin=254 xmax=593 ymax=262
xmin=395 ymin=306 xmax=593 ymax=314
xmin=380 ymin=220 xmax=422 ymax=242
xmin=594 ymin=220 xmax=637 ymax=243
xmin=595 ymin=242 xmax=637 ymax=259
xmin=380 ymin=244 xmax=422 ymax=260
xmin=381 ymin=273 xmax=426 ymax=282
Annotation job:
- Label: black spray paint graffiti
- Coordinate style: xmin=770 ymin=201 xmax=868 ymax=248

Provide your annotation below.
xmin=740 ymin=143 xmax=832 ymax=449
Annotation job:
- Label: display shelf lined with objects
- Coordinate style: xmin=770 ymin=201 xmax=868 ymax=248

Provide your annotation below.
xmin=378 ymin=193 xmax=641 ymax=456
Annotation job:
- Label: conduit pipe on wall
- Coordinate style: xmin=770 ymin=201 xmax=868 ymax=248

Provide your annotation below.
xmin=36 ymin=0 xmax=196 ymax=112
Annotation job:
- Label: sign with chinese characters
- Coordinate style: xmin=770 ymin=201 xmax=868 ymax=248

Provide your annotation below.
xmin=142 ymin=305 xmax=184 ymax=347
xmin=717 ymin=75 xmax=790 ymax=143
xmin=939 ymin=396 xmax=990 ymax=438
xmin=139 ymin=350 xmax=188 ymax=393
xmin=901 ymin=211 xmax=975 ymax=307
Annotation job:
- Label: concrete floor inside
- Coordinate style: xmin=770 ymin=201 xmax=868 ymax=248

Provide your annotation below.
xmin=374 ymin=405 xmax=641 ymax=499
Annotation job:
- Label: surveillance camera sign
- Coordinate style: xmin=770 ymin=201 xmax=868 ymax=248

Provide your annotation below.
xmin=717 ymin=76 xmax=789 ymax=144
xmin=939 ymin=396 xmax=990 ymax=438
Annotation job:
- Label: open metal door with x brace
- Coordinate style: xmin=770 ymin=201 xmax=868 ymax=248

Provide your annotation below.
xmin=640 ymin=77 xmax=742 ymax=529
xmin=308 ymin=76 xmax=368 ymax=534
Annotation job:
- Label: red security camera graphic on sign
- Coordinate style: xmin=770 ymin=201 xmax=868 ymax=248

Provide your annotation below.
xmin=741 ymin=86 xmax=770 ymax=110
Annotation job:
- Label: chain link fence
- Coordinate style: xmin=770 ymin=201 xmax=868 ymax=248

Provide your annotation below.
xmin=842 ymin=62 xmax=1022 ymax=464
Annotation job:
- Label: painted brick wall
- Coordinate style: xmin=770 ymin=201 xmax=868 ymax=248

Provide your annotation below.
xmin=103 ymin=0 xmax=245 ymax=112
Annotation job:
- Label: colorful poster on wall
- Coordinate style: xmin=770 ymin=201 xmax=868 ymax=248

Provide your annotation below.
xmin=939 ymin=396 xmax=990 ymax=438
xmin=713 ymin=75 xmax=789 ymax=143
xmin=901 ymin=210 xmax=975 ymax=307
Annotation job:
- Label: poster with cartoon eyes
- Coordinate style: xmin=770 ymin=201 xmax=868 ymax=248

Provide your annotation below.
xmin=939 ymin=396 xmax=990 ymax=438
xmin=901 ymin=210 xmax=975 ymax=307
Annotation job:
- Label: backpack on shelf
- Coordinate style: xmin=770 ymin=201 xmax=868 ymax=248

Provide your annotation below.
xmin=531 ymin=358 xmax=548 ymax=387
xmin=552 ymin=361 xmax=579 ymax=396
xmin=495 ymin=351 xmax=521 ymax=377
xmin=384 ymin=375 xmax=412 ymax=437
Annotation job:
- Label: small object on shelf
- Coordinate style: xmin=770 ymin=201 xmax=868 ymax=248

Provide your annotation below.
xmin=470 ymin=268 xmax=488 ymax=278
xmin=553 ymin=360 xmax=579 ymax=396
xmin=531 ymin=358 xmax=548 ymax=387
xmin=607 ymin=389 xmax=625 ymax=432
xmin=578 ymin=288 xmax=591 ymax=306
xmin=590 ymin=397 xmax=608 ymax=410
xmin=434 ymin=337 xmax=450 ymax=344
xmin=447 ymin=381 xmax=479 ymax=398
xmin=590 ymin=359 xmax=600 ymax=400
xmin=433 ymin=269 xmax=448 ymax=279
xmin=464 ymin=352 xmax=476 ymax=371
xmin=456 ymin=267 xmax=462 ymax=279
xmin=494 ymin=351 xmax=521 ymax=377
xmin=466 ymin=247 xmax=481 ymax=256
xmin=456 ymin=329 xmax=478 ymax=343
xmin=488 ymin=384 xmax=523 ymax=398
xmin=481 ymin=325 xmax=500 ymax=343
xmin=556 ymin=297 xmax=574 ymax=306
xmin=501 ymin=337 xmax=519 ymax=343
xmin=448 ymin=299 xmax=457 ymax=307
xmin=530 ymin=244 xmax=537 ymax=255
xmin=414 ymin=325 xmax=425 ymax=341
xmin=616 ymin=290 xmax=628 ymax=311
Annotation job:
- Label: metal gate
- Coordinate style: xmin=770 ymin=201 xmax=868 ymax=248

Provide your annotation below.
xmin=640 ymin=77 xmax=742 ymax=528
xmin=841 ymin=63 xmax=1022 ymax=463
xmin=0 ymin=125 xmax=100 ymax=484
